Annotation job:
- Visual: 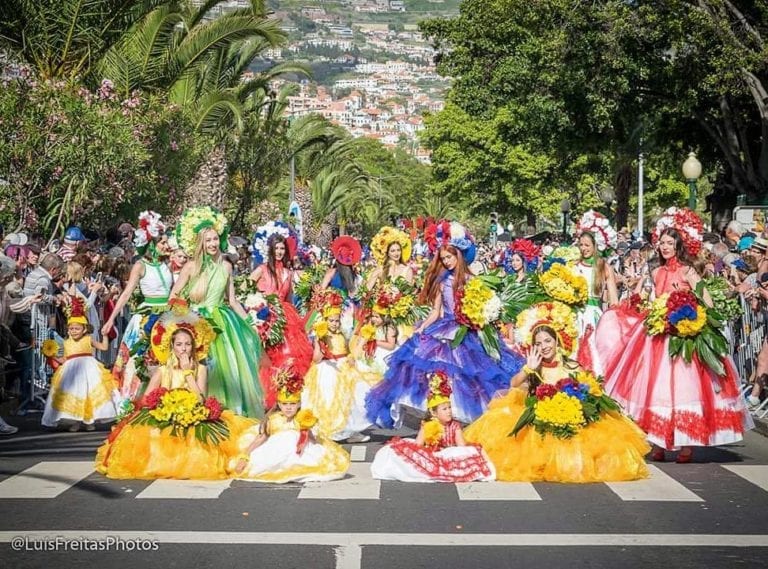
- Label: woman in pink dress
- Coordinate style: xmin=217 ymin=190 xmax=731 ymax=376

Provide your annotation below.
xmin=250 ymin=234 xmax=313 ymax=408
xmin=596 ymin=208 xmax=752 ymax=463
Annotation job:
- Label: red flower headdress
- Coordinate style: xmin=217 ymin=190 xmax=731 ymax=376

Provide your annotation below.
xmin=652 ymin=207 xmax=704 ymax=257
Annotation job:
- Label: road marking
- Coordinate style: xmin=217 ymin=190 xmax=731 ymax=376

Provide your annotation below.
xmin=722 ymin=465 xmax=768 ymax=492
xmin=136 ymin=479 xmax=232 ymax=499
xmin=0 ymin=461 xmax=94 ymax=499
xmin=335 ymin=544 xmax=362 ymax=569
xmin=298 ymin=463 xmax=380 ymax=500
xmin=1 ymin=531 xmax=766 ymax=547
xmin=456 ymin=481 xmax=541 ymax=501
xmin=605 ymin=465 xmax=704 ymax=502
xmin=349 ymin=446 xmax=367 ymax=462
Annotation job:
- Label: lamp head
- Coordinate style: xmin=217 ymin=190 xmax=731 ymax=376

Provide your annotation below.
xmin=682 ymin=152 xmax=702 ymax=181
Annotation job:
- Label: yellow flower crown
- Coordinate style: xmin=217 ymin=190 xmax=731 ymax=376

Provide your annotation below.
xmin=150 ymin=313 xmax=216 ymax=365
xmin=273 ymin=367 xmax=304 ymax=403
xmin=427 ymin=371 xmax=452 ymax=409
xmin=515 ymin=301 xmax=578 ymax=356
xmin=322 ymin=305 xmax=342 ymax=318
xmin=175 ymin=206 xmax=229 ymax=256
xmin=371 ymin=226 xmax=412 ymax=265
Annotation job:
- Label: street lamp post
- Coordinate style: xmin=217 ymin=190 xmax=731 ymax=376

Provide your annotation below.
xmin=560 ymin=198 xmax=571 ymax=242
xmin=682 ymin=152 xmax=702 ymax=211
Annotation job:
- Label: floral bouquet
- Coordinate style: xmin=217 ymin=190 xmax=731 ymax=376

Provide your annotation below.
xmin=41 ymin=339 xmax=62 ymax=371
xmin=643 ymin=286 xmax=728 ymax=375
xmin=533 ymin=263 xmax=589 ymax=307
xmin=243 ymin=292 xmax=286 ymax=348
xmin=422 ymin=419 xmax=444 ymax=448
xmin=363 ymin=277 xmax=429 ymax=326
xmin=702 ymin=276 xmax=743 ymax=321
xmin=294 ymin=265 xmax=325 ymax=315
xmin=128 ymin=313 xmax=161 ymax=382
xmin=453 ymin=276 xmax=504 ymax=360
xmin=129 ymin=388 xmax=229 ymax=445
xmin=359 ymin=322 xmax=378 ymax=359
xmin=510 ymin=371 xmax=620 ymax=439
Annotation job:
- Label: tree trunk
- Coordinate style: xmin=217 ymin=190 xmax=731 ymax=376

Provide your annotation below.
xmin=183 ymin=145 xmax=228 ymax=210
xmin=614 ymin=163 xmax=632 ymax=230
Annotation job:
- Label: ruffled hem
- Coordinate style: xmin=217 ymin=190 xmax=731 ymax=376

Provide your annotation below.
xmin=372 ymin=438 xmax=495 ymax=482
xmin=600 ymin=311 xmax=752 ymax=449
xmin=365 ymin=318 xmax=524 ymax=427
xmin=464 ymin=390 xmax=650 ymax=483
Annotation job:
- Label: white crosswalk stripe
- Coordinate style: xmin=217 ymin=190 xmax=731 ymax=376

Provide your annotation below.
xmin=0 ymin=461 xmax=94 ymax=499
xmin=298 ymin=463 xmax=381 ymax=500
xmin=456 ymin=481 xmax=541 ymax=501
xmin=605 ymin=465 xmax=704 ymax=502
xmin=136 ymin=479 xmax=233 ymax=499
xmin=721 ymin=465 xmax=768 ymax=492
xmin=2 ymin=460 xmax=768 ymax=502
xmin=349 ymin=445 xmax=367 ymax=462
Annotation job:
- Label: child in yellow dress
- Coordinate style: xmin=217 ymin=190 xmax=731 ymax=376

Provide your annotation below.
xmin=232 ymin=369 xmax=350 ymax=483
xmin=42 ymin=297 xmax=120 ymax=431
xmin=95 ymin=313 xmax=251 ymax=479
xmin=301 ymin=307 xmax=357 ymax=440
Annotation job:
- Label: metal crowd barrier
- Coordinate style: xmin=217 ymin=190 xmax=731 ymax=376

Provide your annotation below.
xmin=16 ymin=303 xmax=53 ymax=415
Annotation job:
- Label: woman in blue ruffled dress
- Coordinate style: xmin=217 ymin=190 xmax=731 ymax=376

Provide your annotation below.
xmin=365 ymin=221 xmax=525 ymax=427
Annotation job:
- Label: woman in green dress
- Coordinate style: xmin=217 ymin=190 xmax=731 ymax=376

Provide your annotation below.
xmin=169 ymin=207 xmax=267 ymax=419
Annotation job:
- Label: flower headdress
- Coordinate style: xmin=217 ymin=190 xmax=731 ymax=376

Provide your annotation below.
xmin=273 ymin=366 xmax=304 ymax=403
xmin=371 ymin=226 xmax=412 ymax=265
xmin=330 ymin=236 xmax=362 ymax=266
xmin=424 ymin=220 xmax=476 ymax=263
xmin=251 ymin=221 xmax=298 ymax=266
xmin=66 ymin=296 xmax=89 ymax=326
xmin=515 ymin=301 xmax=578 ymax=356
xmin=133 ymin=211 xmax=166 ymax=256
xmin=426 ymin=370 xmax=452 ymax=409
xmin=576 ymin=210 xmax=618 ymax=255
xmin=150 ymin=311 xmax=217 ymax=365
xmin=175 ymin=206 xmax=229 ymax=256
xmin=501 ymin=238 xmax=540 ymax=274
xmin=652 ymin=207 xmax=704 ymax=257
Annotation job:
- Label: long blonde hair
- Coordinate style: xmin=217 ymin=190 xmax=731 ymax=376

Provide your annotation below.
xmin=188 ymin=228 xmax=222 ymax=304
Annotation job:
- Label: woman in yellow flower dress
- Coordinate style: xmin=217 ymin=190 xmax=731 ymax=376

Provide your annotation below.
xmin=371 ymin=372 xmax=495 ymax=482
xmin=232 ymin=370 xmax=350 ymax=483
xmin=365 ymin=226 xmax=415 ymax=344
xmin=465 ymin=320 xmax=650 ymax=483
xmin=42 ymin=297 xmax=120 ymax=431
xmin=95 ymin=317 xmax=252 ymax=479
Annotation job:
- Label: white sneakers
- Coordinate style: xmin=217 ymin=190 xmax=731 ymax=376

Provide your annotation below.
xmin=0 ymin=416 xmax=18 ymax=435
xmin=346 ymin=433 xmax=371 ymax=443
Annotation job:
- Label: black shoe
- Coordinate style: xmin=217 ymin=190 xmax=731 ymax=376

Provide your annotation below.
xmin=14 ymin=343 xmax=31 ymax=352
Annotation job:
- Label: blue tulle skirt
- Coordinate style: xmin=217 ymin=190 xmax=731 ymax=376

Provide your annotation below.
xmin=365 ymin=317 xmax=524 ymax=427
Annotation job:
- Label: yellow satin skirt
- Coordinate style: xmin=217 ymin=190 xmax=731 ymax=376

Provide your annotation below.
xmin=464 ymin=389 xmax=650 ymax=483
xmin=95 ymin=411 xmax=254 ymax=480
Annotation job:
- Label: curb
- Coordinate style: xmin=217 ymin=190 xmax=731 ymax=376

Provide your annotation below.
xmin=754 ymin=416 xmax=768 ymax=438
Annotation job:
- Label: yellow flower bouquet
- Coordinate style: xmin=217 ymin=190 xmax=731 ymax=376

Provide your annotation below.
xmin=453 ymin=276 xmax=504 ymax=360
xmin=129 ymin=388 xmax=229 ymax=445
xmin=422 ymin=419 xmax=444 ymax=448
xmin=510 ymin=371 xmax=620 ymax=439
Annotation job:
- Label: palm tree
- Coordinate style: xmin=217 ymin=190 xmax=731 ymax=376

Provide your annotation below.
xmin=94 ymin=0 xmax=307 ymax=209
xmin=0 ymin=0 xmax=162 ymax=82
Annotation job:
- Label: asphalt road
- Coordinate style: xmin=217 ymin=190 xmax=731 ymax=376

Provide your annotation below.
xmin=1 ymin=415 xmax=767 ymax=569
